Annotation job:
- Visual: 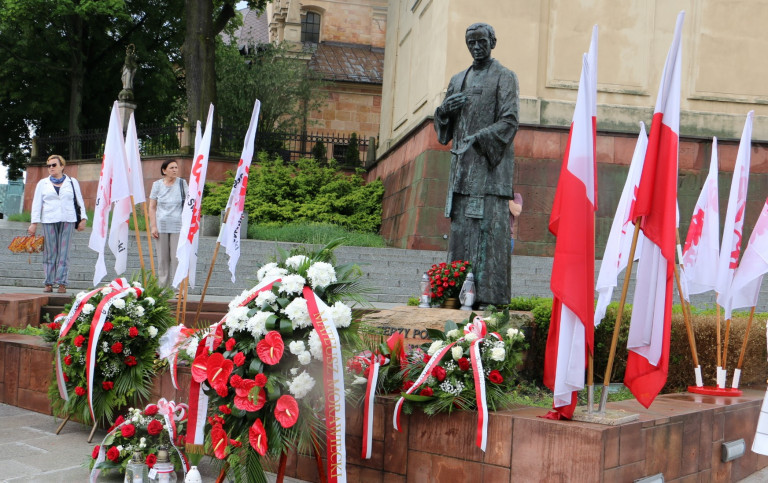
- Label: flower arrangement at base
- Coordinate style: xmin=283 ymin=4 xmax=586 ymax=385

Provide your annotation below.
xmin=88 ymin=399 xmax=188 ymax=477
xmin=164 ymin=241 xmax=366 ymax=483
xmin=427 ymin=260 xmax=471 ymax=306
xmin=43 ymin=276 xmax=175 ymax=426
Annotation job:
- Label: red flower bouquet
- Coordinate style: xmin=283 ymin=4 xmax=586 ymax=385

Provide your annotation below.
xmin=427 ymin=260 xmax=471 ymax=306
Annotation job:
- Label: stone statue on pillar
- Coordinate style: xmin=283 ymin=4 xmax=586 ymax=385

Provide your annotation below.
xmin=118 ymin=44 xmax=138 ymax=132
xmin=434 ymin=23 xmax=519 ymax=308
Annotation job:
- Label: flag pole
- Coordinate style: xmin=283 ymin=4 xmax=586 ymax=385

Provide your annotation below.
xmin=181 ymin=277 xmax=189 ymax=326
xmin=142 ymin=203 xmax=156 ymax=278
xmin=598 ymin=220 xmax=641 ymax=413
xmin=129 ymin=196 xmax=146 ymax=286
xmin=723 ymin=318 xmax=732 ymax=370
xmin=193 ymin=208 xmax=231 ymax=327
xmin=733 ymin=306 xmax=756 ymax=388
xmin=588 ymin=212 xmax=596 ymax=414
xmin=715 ymin=298 xmax=723 ymax=384
xmin=675 ymin=230 xmax=702 ymax=386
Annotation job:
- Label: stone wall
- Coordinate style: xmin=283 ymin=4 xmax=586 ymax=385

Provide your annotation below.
xmin=308 ymin=84 xmax=382 ymax=140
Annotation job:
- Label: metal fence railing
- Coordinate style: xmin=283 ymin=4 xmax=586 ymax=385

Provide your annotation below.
xmin=33 ymin=125 xmax=368 ymax=167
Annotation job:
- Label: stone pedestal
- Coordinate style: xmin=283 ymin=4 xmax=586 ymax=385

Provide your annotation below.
xmin=118 ymin=100 xmax=137 ymax=133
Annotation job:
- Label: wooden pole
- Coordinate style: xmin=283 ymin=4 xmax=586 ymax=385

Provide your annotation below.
xmin=129 ymin=196 xmax=146 ymax=286
xmin=214 ymin=463 xmax=230 ymax=483
xmin=181 ymin=277 xmax=189 ymax=326
xmin=88 ymin=422 xmax=98 ymax=443
xmin=193 ymin=208 xmax=230 ymax=327
xmin=276 ymin=452 xmax=288 ymax=483
xmin=735 ymin=306 xmax=757 ymax=371
xmin=55 ymin=414 xmax=70 ymax=435
xmin=716 ymin=300 xmax=722 ymax=369
xmin=598 ymin=221 xmax=641 ymax=413
xmin=142 ymin=202 xmax=156 ymax=278
xmin=672 ymin=262 xmax=699 ymax=367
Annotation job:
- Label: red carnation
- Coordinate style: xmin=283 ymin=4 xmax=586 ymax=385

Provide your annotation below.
xmin=229 ymin=374 xmax=243 ymax=389
xmin=460 ymin=266 xmax=466 ymax=272
xmin=102 ymin=381 xmax=114 ymax=391
xmin=488 ymin=370 xmax=504 ymax=384
xmin=103 ymin=322 xmax=114 ymax=332
xmin=75 ymin=386 xmax=86 ymax=396
xmin=274 ymin=395 xmax=299 ymax=428
xmin=92 ymin=445 xmax=100 ymax=459
xmin=403 ymin=380 xmax=415 ymax=391
xmin=47 ymin=322 xmax=60 ymax=330
xmin=125 ymin=356 xmax=138 ymax=367
xmin=219 ymin=405 xmax=232 ymax=415
xmin=225 ymin=337 xmax=236 ymax=352
xmin=129 ymin=327 xmax=139 ymax=338
xmin=348 ymin=360 xmax=363 ymax=374
xmin=449 ymin=280 xmax=456 ymax=287
xmin=121 ymin=423 xmax=136 ymax=438
xmin=108 ymin=415 xmax=125 ymax=432
xmin=420 ymin=387 xmax=434 ymax=397
xmin=423 ymin=354 xmax=430 ymax=363
xmin=106 ymin=446 xmax=120 ymax=462
xmin=230 ymin=439 xmax=242 ymax=448
xmin=63 ymin=373 xmax=69 ymax=382
xmin=211 ymin=424 xmax=228 ymax=460
xmin=144 ymin=404 xmax=159 ymax=416
xmin=73 ymin=335 xmax=85 ymax=347
xmin=64 ymin=355 xmax=73 ymax=366
xmin=249 ymin=419 xmax=268 ymax=456
xmin=146 ymin=419 xmax=163 ymax=436
xmin=145 ymin=453 xmax=157 ymax=468
xmin=458 ymin=357 xmax=470 ymax=371
xmin=233 ymin=352 xmax=245 ymax=367
xmin=432 ymin=366 xmax=446 ymax=382
xmin=111 ymin=342 xmax=123 ymax=354
xmin=254 ymin=373 xmax=267 ymax=387
xmin=256 ymin=331 xmax=284 ymax=365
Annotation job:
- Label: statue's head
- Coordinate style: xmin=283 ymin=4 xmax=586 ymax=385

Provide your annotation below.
xmin=465 ymin=23 xmax=496 ymax=62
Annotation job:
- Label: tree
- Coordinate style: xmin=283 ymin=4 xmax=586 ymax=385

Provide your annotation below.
xmin=215 ymin=41 xmax=326 ymax=133
xmin=0 ymin=0 xmax=185 ymax=176
xmin=182 ymin=0 xmax=270 ymax=128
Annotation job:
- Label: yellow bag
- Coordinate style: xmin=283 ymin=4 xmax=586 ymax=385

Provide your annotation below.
xmin=8 ymin=235 xmax=44 ymax=254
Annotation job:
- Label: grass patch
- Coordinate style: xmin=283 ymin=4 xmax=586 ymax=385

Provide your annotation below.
xmin=508 ymin=381 xmax=636 ymax=409
xmin=0 ymin=324 xmax=45 ymax=336
xmin=247 ymin=222 xmax=386 ymax=247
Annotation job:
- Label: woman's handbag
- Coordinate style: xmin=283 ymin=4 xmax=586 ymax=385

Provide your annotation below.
xmin=8 ymin=235 xmax=44 ymax=254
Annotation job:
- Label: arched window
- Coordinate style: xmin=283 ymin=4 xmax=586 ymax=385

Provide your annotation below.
xmin=301 ymin=11 xmax=321 ymax=43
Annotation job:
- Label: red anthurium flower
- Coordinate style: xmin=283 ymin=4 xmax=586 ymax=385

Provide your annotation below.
xmin=249 ymin=419 xmax=268 ymax=456
xmin=129 ymin=327 xmax=139 ymax=338
xmin=233 ymin=352 xmax=245 ymax=366
xmin=211 ymin=424 xmax=228 ymax=460
xmin=73 ymin=335 xmax=85 ymax=347
xmin=191 ymin=352 xmax=210 ymax=383
xmin=75 ymin=386 xmax=86 ymax=396
xmin=256 ymin=331 xmax=284 ymax=365
xmin=234 ymin=380 xmax=266 ymax=412
xmin=432 ymin=366 xmax=446 ymax=382
xmin=274 ymin=395 xmax=299 ymax=428
xmin=254 ymin=373 xmax=267 ymax=387
xmin=111 ymin=342 xmax=123 ymax=354
xmin=387 ymin=333 xmax=406 ymax=367
xmin=207 ymin=353 xmax=234 ymax=391
xmin=103 ymin=322 xmax=114 ymax=332
xmin=144 ymin=404 xmax=159 ymax=416
xmin=210 ymin=324 xmax=224 ymax=351
xmin=225 ymin=338 xmax=236 ymax=352
xmin=121 ymin=423 xmax=136 ymax=438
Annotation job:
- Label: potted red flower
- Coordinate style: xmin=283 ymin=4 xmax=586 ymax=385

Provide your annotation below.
xmin=427 ymin=260 xmax=471 ymax=308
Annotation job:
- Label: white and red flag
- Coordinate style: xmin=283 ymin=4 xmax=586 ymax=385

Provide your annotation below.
xmin=716 ymin=111 xmax=754 ymax=309
xmin=624 ymin=11 xmax=684 ymax=409
xmin=682 ymin=138 xmax=720 ymax=298
xmin=218 ymin=100 xmax=261 ymax=282
xmin=173 ymin=105 xmax=214 ymax=288
xmin=89 ymin=101 xmax=131 ymax=285
xmin=543 ymin=30 xmax=597 ymax=420
xmin=595 ymin=123 xmax=647 ymax=326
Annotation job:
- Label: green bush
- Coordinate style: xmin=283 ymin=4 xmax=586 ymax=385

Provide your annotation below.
xmin=246 ymin=222 xmax=386 ymax=247
xmin=202 ymin=153 xmax=384 ymax=233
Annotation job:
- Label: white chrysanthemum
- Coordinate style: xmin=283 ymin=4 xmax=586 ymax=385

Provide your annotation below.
xmin=101 ymin=287 xmax=113 ymax=295
xmin=257 ymin=263 xmax=279 ymax=281
xmin=506 ymin=327 xmax=522 ymax=339
xmin=185 ymin=337 xmax=199 ymax=358
xmin=82 ymin=304 xmax=95 ymax=315
xmin=285 ymin=255 xmax=310 ymax=270
xmin=228 ymin=289 xmax=251 ymax=310
xmin=289 ymin=340 xmax=306 ymax=355
xmin=464 ymin=333 xmax=478 ymax=343
xmin=255 ymin=291 xmax=277 ymax=307
xmin=490 ymin=347 xmax=506 ymax=361
xmin=246 ymin=311 xmax=271 ymax=338
xmin=306 ymin=262 xmax=337 ymax=290
xmin=147 ymin=326 xmax=158 ymax=338
xmin=284 ymin=298 xmax=312 ymax=329
xmin=258 ymin=263 xmax=289 ymax=282
xmin=113 ymin=298 xmax=126 ymax=310
xmin=279 ymin=274 xmax=306 ymax=295
xmin=127 ymin=288 xmax=138 ymax=298
xmin=427 ymin=340 xmax=444 ymax=356
xmin=288 ymin=371 xmax=316 ymax=400
xmin=76 ymin=291 xmax=87 ymax=301
xmin=451 ymin=345 xmax=464 ymax=361
xmin=144 ymin=297 xmax=155 ymax=306
xmin=446 ymin=329 xmax=460 ymax=339
xmin=290 ymin=367 xmax=299 ymax=375
xmin=353 ymin=376 xmax=368 ymax=385
xmin=134 ymin=305 xmax=145 ymax=317
xmin=328 ymin=301 xmax=352 ymax=328
xmin=308 ymin=330 xmax=323 ymax=361
xmin=297 ymin=351 xmax=312 ymax=365
xmin=229 ymin=306 xmax=250 ymax=322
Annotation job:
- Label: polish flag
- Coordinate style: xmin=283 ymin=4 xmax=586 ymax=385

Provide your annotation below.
xmin=173 ymin=105 xmax=214 ymax=288
xmin=724 ymin=195 xmax=768 ymax=321
xmin=624 ymin=11 xmax=684 ymax=408
xmin=716 ymin=111 xmax=754 ymax=309
xmin=543 ymin=36 xmax=597 ymax=419
xmin=89 ymin=101 xmax=131 ymax=285
xmin=682 ymin=138 xmax=720 ymax=298
xmin=218 ymin=100 xmax=261 ymax=282
xmin=594 ymin=123 xmax=647 ymax=326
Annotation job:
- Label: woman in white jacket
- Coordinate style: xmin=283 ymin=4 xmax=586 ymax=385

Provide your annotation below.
xmin=27 ymin=155 xmax=87 ymax=292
